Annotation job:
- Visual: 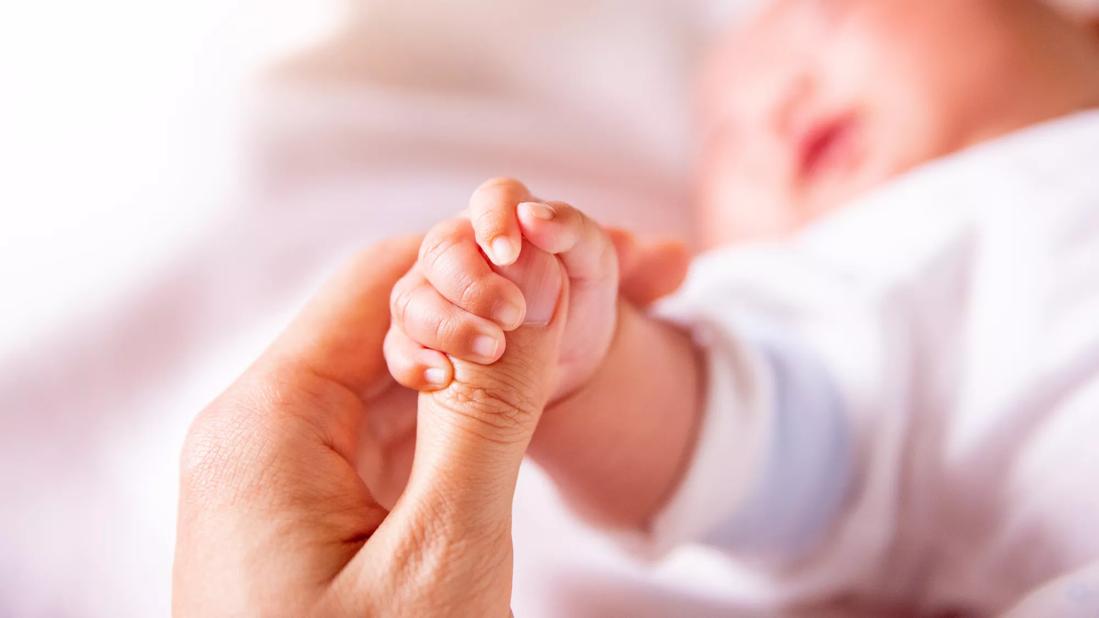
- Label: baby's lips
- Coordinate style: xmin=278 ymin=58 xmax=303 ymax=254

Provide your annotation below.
xmin=493 ymin=241 xmax=562 ymax=326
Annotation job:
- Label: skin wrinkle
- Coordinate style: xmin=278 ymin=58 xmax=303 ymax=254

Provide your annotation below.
xmin=457 ymin=272 xmax=494 ymax=316
xmin=419 ymin=222 xmax=467 ymax=270
xmin=430 ymin=315 xmax=459 ymax=353
xmin=374 ymin=494 xmax=510 ymax=615
xmin=282 ymin=364 xmax=367 ymax=459
xmin=439 ymin=353 xmax=547 ymax=428
xmin=181 ymin=399 xmax=282 ymax=508
xmin=186 ymin=375 xmax=384 ymax=564
xmin=428 ymin=383 xmax=537 ymax=445
xmin=390 ymin=278 xmax=419 ymax=328
xmin=472 ymin=206 xmax=511 ymax=241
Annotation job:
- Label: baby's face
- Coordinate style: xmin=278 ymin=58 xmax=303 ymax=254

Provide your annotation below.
xmin=697 ymin=0 xmax=1099 ymax=246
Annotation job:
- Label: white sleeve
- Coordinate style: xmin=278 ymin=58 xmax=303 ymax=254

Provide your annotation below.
xmin=641 ymin=296 xmax=855 ymax=567
xmin=611 ymin=240 xmax=930 ymax=604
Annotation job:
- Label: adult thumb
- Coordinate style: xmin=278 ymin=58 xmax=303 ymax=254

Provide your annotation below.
xmin=358 ymin=243 xmax=564 ymax=615
xmin=399 ymin=240 xmax=566 ymax=525
xmin=334 ymin=243 xmax=567 ymax=611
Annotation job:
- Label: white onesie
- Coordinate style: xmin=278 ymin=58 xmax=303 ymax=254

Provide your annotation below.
xmin=648 ymin=109 xmax=1099 ymax=616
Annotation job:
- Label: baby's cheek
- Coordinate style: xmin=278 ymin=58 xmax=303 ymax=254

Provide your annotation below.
xmin=696 ymin=160 xmax=800 ymax=248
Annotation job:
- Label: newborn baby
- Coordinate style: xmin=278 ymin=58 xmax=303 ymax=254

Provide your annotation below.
xmin=387 ymin=0 xmax=1099 ymax=615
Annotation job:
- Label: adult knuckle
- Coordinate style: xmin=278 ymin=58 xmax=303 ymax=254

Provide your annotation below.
xmin=433 ymin=367 xmax=542 ymax=430
xmin=431 ymin=388 xmax=528 ymax=443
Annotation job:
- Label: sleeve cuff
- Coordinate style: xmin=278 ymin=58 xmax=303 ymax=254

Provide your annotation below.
xmin=612 ymin=305 xmax=854 ymax=568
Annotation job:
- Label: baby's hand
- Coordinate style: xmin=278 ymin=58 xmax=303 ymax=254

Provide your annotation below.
xmin=384 ymin=178 xmax=618 ymax=399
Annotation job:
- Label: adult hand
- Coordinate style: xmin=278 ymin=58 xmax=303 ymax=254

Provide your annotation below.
xmin=172 ymin=236 xmax=568 ymax=616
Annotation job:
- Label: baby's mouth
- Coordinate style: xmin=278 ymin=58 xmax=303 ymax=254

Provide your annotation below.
xmin=795 ymin=112 xmax=861 ymax=184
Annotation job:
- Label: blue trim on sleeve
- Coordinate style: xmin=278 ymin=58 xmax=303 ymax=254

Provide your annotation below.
xmin=703 ymin=327 xmax=854 ymax=562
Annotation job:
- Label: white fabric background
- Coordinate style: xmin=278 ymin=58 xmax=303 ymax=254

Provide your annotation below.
xmin=0 ymin=1 xmax=756 ymax=616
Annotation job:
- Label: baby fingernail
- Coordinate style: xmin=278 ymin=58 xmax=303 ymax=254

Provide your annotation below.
xmin=519 ymin=201 xmax=555 ymax=221
xmin=472 ymin=335 xmax=500 ymax=359
xmin=425 ymin=367 xmax=448 ymax=385
xmin=493 ymin=300 xmax=524 ymax=328
xmin=490 ymin=236 xmax=518 ymax=265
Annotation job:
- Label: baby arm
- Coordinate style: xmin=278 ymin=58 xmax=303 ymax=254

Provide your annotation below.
xmin=384 ymin=178 xmax=706 ymax=531
xmin=530 ymin=299 xmax=705 ymax=531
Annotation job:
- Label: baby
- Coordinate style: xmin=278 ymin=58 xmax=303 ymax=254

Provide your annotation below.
xmin=386 ymin=0 xmax=1099 ymax=615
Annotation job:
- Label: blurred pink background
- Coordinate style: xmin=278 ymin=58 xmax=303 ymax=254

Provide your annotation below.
xmin=0 ymin=1 xmax=768 ymax=615
xmin=12 ymin=1 xmax=1099 ymax=615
